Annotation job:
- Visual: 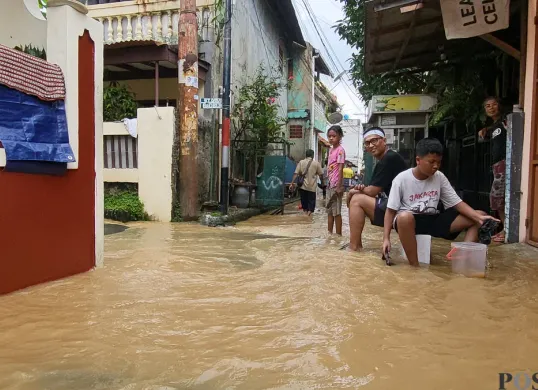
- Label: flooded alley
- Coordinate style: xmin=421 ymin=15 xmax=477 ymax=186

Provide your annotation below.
xmin=1 ymin=205 xmax=538 ymax=390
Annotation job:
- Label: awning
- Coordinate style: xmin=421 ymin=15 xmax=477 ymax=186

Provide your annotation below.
xmin=104 ymin=41 xmax=210 ymax=82
xmin=315 ymin=53 xmax=333 ymax=77
xmin=364 ymin=0 xmax=521 ymax=74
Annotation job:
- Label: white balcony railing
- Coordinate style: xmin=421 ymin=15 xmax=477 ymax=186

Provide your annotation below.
xmin=88 ymin=1 xmax=214 ymax=45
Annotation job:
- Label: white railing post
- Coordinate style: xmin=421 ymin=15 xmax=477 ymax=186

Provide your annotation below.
xmin=126 ymin=14 xmax=133 ymax=41
xmin=135 ymin=13 xmax=143 ymax=40
xmin=115 ymin=15 xmax=123 ymax=42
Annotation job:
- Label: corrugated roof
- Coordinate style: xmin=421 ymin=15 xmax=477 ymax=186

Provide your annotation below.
xmin=364 ymin=0 xmax=520 ymax=75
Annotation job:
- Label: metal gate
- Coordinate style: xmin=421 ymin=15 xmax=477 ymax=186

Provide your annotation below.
xmin=231 ymin=139 xmax=290 ymax=211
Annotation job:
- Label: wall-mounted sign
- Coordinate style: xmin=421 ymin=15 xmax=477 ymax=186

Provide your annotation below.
xmin=381 ymin=115 xmax=397 ymax=126
xmin=384 ymin=128 xmax=395 ymax=144
xmin=200 ymin=98 xmax=222 ymax=109
xmin=440 ymin=0 xmax=510 ymax=40
xmin=370 ymin=95 xmax=437 ymax=114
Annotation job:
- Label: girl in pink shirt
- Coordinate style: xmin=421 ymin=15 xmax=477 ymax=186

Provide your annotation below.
xmin=326 ymin=125 xmax=346 ymax=235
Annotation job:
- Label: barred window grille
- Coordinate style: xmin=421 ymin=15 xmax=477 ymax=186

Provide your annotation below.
xmin=103 ymin=135 xmax=138 ymax=169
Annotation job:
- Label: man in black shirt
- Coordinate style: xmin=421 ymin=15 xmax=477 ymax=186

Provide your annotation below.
xmin=348 ymin=127 xmax=407 ymax=251
xmin=479 ymin=97 xmax=507 ymax=242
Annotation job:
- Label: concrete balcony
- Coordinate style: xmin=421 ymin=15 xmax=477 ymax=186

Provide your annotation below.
xmin=87 ymin=0 xmax=215 ymax=46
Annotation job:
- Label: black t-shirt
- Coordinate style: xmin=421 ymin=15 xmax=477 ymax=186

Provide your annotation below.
xmin=489 ymin=119 xmax=507 ymax=164
xmin=370 ymin=150 xmax=408 ymax=197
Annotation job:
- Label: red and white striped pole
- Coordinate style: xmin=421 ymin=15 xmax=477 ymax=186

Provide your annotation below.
xmin=220 ymin=0 xmax=232 ymax=214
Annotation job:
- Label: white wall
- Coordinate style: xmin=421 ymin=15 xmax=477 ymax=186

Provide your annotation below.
xmin=138 ymin=107 xmax=175 ymax=222
xmin=231 ymin=0 xmax=289 ymax=119
xmin=0 ymin=0 xmax=47 ymax=50
xmin=102 ymin=109 xmax=175 ymax=222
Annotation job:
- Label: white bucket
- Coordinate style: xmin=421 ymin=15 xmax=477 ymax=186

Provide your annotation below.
xmin=447 ymin=242 xmax=487 ymax=278
xmin=400 ymin=235 xmax=432 ymax=264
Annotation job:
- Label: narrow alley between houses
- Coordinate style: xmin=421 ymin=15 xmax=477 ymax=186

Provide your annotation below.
xmin=1 ymin=201 xmax=537 ymax=390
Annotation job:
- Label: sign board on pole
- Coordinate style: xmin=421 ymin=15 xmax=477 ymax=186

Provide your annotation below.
xmin=384 ymin=128 xmax=395 ymax=145
xmin=200 ymin=98 xmax=223 ymax=109
xmin=381 ymin=115 xmax=397 ymax=126
xmin=440 ymin=0 xmax=510 ymax=40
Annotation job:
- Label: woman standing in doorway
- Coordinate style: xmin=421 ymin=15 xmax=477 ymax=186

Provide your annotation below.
xmin=479 ymin=97 xmax=507 ymax=243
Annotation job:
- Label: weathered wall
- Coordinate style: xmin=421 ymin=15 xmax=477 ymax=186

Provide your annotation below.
xmin=197 ymin=118 xmax=216 ymax=204
xmin=138 ymin=107 xmax=175 ymax=222
xmin=0 ymin=0 xmax=47 ymax=50
xmin=288 ymin=118 xmax=307 ymax=162
xmin=231 ymin=0 xmax=289 ymax=119
xmin=171 ymin=116 xmax=217 ymax=218
xmin=314 ymin=89 xmax=329 ymax=132
xmin=288 ymin=44 xmax=313 ymax=112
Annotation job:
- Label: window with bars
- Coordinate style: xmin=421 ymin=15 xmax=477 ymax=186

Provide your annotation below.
xmin=289 ymin=125 xmax=303 ymax=139
xmin=103 ymin=135 xmax=138 ymax=169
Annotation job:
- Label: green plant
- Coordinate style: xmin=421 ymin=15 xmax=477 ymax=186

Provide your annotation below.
xmin=38 ymin=0 xmax=47 ymax=17
xmin=335 ymin=0 xmax=427 ymax=102
xmin=211 ymin=0 xmax=225 ymax=47
xmin=171 ymin=199 xmax=183 ymax=222
xmin=103 ymin=82 xmax=138 ymax=122
xmin=14 ymin=45 xmax=46 ymax=60
xmin=104 ymin=189 xmax=149 ymax=222
xmin=335 ymin=0 xmax=507 ymax=128
xmin=427 ymin=53 xmax=501 ymax=129
xmin=231 ymin=66 xmax=287 ymax=151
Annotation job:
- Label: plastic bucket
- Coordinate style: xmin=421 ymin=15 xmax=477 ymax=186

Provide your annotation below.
xmin=400 ymin=235 xmax=432 ymax=264
xmin=447 ymin=242 xmax=487 ymax=278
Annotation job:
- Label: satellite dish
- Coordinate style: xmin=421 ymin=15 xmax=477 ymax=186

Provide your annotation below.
xmin=327 ymin=112 xmax=343 ymax=124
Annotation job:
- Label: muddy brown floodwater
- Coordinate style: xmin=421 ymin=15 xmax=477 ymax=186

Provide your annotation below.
xmin=1 ymin=201 xmax=538 ymax=390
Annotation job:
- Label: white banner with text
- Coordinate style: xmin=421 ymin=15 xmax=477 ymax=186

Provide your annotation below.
xmin=440 ymin=0 xmax=510 ymax=40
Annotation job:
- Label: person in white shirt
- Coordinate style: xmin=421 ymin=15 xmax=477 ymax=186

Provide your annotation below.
xmin=383 ymin=138 xmax=499 ymax=266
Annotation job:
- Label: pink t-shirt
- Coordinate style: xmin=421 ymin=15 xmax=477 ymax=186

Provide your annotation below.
xmin=328 ymin=145 xmax=346 ymax=188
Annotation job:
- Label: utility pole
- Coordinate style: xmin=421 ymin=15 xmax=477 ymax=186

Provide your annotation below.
xmin=178 ymin=0 xmax=199 ymax=220
xmin=220 ymin=0 xmax=232 ymax=214
xmin=311 ymin=49 xmax=320 ymax=161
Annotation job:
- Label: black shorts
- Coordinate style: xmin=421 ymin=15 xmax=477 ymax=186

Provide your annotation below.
xmin=371 ymin=197 xmax=387 ymax=227
xmin=394 ymin=208 xmax=461 ymax=240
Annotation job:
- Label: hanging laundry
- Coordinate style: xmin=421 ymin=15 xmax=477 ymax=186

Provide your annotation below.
xmin=123 ymin=118 xmax=138 ymax=138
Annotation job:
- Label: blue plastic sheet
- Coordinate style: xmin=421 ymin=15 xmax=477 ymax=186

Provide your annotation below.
xmin=4 ymin=161 xmax=67 ymax=176
xmin=0 ymin=84 xmax=75 ymax=163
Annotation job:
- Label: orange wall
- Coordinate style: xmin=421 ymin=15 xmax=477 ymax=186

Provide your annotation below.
xmin=0 ymin=33 xmax=96 ymax=294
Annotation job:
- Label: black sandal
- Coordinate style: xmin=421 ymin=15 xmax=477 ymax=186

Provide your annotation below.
xmin=478 ymin=219 xmax=500 ymax=245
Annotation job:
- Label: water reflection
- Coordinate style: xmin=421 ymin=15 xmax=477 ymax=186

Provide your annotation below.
xmin=1 ymin=204 xmax=538 ymax=389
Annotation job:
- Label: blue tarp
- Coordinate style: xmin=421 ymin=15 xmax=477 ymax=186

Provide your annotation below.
xmin=0 ymin=84 xmax=75 ymax=163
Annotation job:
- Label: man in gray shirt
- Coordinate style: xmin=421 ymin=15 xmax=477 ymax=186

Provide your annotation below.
xmin=383 ymin=138 xmax=498 ymax=266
